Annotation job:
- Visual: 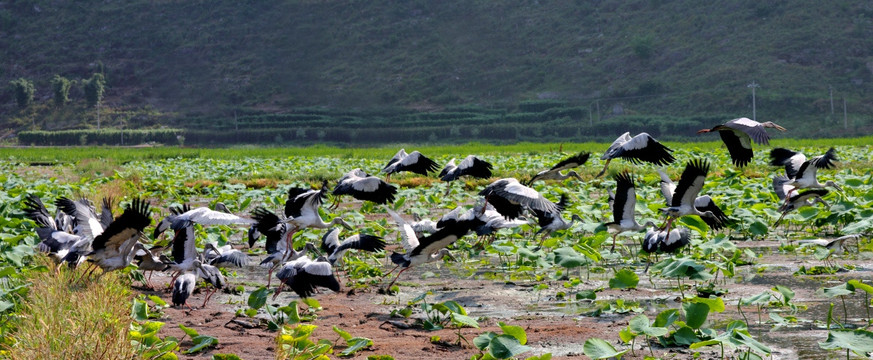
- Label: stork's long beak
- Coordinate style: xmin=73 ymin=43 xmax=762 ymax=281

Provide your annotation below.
xmin=696 ymin=128 xmax=710 ymax=134
xmin=833 ymin=183 xmax=843 ymax=192
xmin=595 ymin=159 xmax=611 ymax=178
xmin=340 ymin=219 xmax=353 ymax=230
xmin=442 ymin=251 xmax=457 ymax=262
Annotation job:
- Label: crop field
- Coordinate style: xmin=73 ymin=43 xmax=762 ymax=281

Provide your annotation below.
xmin=1 ymin=139 xmax=872 ymax=359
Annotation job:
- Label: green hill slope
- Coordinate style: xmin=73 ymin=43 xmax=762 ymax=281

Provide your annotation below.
xmin=2 ymin=1 xmax=872 ymax=143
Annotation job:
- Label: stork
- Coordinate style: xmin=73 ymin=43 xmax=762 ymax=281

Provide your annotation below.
xmin=172 ymin=271 xmax=197 ymax=310
xmin=439 ymin=155 xmax=493 ymax=182
xmin=273 ymin=256 xmax=341 ymax=300
xmin=657 ymin=160 xmax=731 ymax=233
xmin=195 ymin=260 xmax=225 ymax=307
xmin=384 ymin=209 xmax=477 ymax=290
xmin=203 ymin=242 xmax=250 ymax=268
xmin=154 ymin=202 xmax=254 ymax=240
xmin=528 ymin=151 xmax=590 ymax=184
xmin=320 ymin=228 xmax=386 ymax=265
xmin=605 ymin=172 xmax=657 ymax=252
xmin=23 ymin=194 xmax=83 ymax=266
xmin=596 ymin=132 xmax=675 ymax=177
xmin=80 ymin=198 xmax=152 ymax=281
xmin=382 ymin=148 xmax=439 ymax=180
xmin=798 ymin=234 xmax=862 ymax=268
xmin=772 ymin=176 xmax=830 ymax=227
xmin=697 ymin=117 xmax=786 ymax=167
xmin=478 ymin=178 xmax=559 ymax=220
xmin=769 ymin=147 xmax=842 ymax=202
xmin=134 ymin=245 xmax=171 ymax=289
xmin=532 ymin=194 xmax=583 ymax=246
xmin=332 ymin=168 xmax=398 ymax=207
xmin=55 ymin=196 xmax=107 ymax=241
xmin=251 ymin=207 xmax=320 ymax=286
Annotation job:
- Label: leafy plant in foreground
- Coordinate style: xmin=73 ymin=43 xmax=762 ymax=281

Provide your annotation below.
xmin=473 ymin=322 xmax=537 ymax=360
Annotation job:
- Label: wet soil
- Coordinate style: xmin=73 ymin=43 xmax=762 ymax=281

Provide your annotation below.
xmin=136 ymin=236 xmax=873 ymax=360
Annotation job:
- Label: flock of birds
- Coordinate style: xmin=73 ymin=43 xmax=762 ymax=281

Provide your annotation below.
xmin=20 ymin=117 xmax=857 ymax=309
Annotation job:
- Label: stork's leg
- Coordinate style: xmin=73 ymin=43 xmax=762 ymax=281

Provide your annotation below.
xmin=660 ymin=217 xmax=674 ymax=233
xmin=380 ymin=265 xmax=400 ymax=279
xmin=595 ymin=159 xmax=612 ymax=178
xmin=610 ymin=233 xmax=618 ymax=253
xmin=386 ymin=267 xmax=411 ymax=290
xmin=773 ymin=212 xmax=787 ymax=227
xmin=266 ymin=265 xmax=276 ymax=288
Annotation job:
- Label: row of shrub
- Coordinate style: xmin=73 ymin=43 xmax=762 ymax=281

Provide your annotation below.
xmin=15 ymin=114 xmax=730 ymax=145
xmin=18 ymin=129 xmax=183 ymax=146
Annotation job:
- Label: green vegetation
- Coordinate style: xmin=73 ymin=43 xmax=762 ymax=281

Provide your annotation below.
xmin=2 ymin=1 xmax=872 ymax=143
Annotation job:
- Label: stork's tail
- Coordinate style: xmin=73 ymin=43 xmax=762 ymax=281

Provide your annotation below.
xmin=390 ymin=252 xmax=409 ymax=266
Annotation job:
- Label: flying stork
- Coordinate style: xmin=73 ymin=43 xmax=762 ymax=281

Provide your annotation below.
xmin=23 ymin=194 xmax=83 ymax=266
xmin=697 ymin=117 xmax=786 ymax=167
xmin=528 ymin=151 xmax=590 ymax=184
xmin=250 ymin=207 xmax=321 ymax=286
xmin=80 ymin=198 xmax=152 ymax=281
xmin=605 ymin=172 xmax=657 ymax=252
xmin=657 ymin=160 xmax=731 ymax=233
xmin=382 ymin=148 xmax=439 ymax=180
xmin=531 ymin=194 xmax=583 ymax=246
xmin=798 ymin=234 xmax=862 ymax=267
xmin=596 ymin=132 xmax=675 ymax=177
xmin=769 ymin=147 xmax=842 ymax=202
xmin=320 ymin=228 xmax=386 ymax=265
xmin=153 ymin=202 xmax=253 ymax=240
xmin=478 ymin=178 xmax=559 ymax=220
xmin=439 ymin=155 xmax=493 ymax=182
xmin=772 ymin=176 xmax=830 ymax=227
xmin=385 ymin=209 xmax=477 ymax=290
xmin=332 ymin=168 xmax=398 ymax=206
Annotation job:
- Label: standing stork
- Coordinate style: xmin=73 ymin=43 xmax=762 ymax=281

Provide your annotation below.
xmin=605 ymin=172 xmax=657 ymax=252
xmin=531 ymin=194 xmax=583 ymax=246
xmin=772 ymin=176 xmax=830 ymax=227
xmin=195 ymin=260 xmax=225 ymax=307
xmin=769 ymin=147 xmax=842 ymax=201
xmin=382 ymin=149 xmax=439 ymax=181
xmin=478 ymin=178 xmax=559 ymax=220
xmin=528 ymin=151 xmax=590 ymax=184
xmin=332 ymin=168 xmax=398 ymax=207
xmin=797 ymin=234 xmax=862 ymax=268
xmin=596 ymin=132 xmax=675 ymax=177
xmin=697 ymin=117 xmax=786 ymax=167
xmin=203 ymin=242 xmax=250 ymax=268
xmin=172 ymin=271 xmax=197 ymax=309
xmin=80 ymin=198 xmax=152 ymax=280
xmin=273 ymin=256 xmax=341 ymax=300
xmin=320 ymin=228 xmax=386 ymax=265
xmin=134 ymin=245 xmax=171 ymax=289
xmin=657 ymin=160 xmax=731 ymax=233
xmin=384 ymin=209 xmax=477 ymax=290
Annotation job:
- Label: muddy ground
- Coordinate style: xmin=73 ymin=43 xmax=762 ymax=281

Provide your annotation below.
xmin=137 ymin=237 xmax=873 ymax=360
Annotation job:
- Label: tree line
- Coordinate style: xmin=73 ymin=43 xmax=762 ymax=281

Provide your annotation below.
xmin=7 ymin=73 xmax=105 ymax=109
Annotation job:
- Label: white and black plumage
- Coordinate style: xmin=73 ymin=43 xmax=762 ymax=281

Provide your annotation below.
xmin=81 ymin=198 xmax=152 ymax=278
xmin=439 ymin=155 xmax=493 ymax=182
xmin=410 ymin=213 xmax=440 ymax=238
xmin=167 ymin=221 xmax=199 ymax=277
xmin=798 ymin=234 xmax=862 ymax=267
xmin=769 ymin=147 xmax=842 ymax=194
xmin=605 ymin=172 xmax=657 ymax=252
xmin=382 ymin=149 xmax=439 ymax=180
xmin=657 ymin=160 xmax=731 ymax=232
xmin=134 ymin=245 xmax=171 ymax=288
xmin=642 ymin=226 xmax=691 ymax=254
xmin=772 ymin=176 xmax=830 ymax=227
xmin=333 ymin=168 xmax=398 ymax=205
xmin=283 ymin=182 xmax=352 ymax=234
xmin=528 ymin=151 xmax=591 ymax=184
xmin=203 ymin=243 xmax=250 ymax=268
xmin=479 ymin=178 xmax=559 ymax=220
xmin=385 ymin=209 xmax=476 ymax=289
xmin=250 ymin=207 xmax=319 ymax=286
xmin=23 ymin=194 xmax=82 ymax=264
xmin=195 ymin=261 xmax=225 ymax=307
xmin=697 ymin=117 xmax=786 ymax=167
xmin=531 ymin=194 xmax=582 ymax=245
xmin=474 ymin=209 xmax=528 ymax=242
xmin=172 ymin=271 xmax=197 ymax=309
xmin=596 ymin=132 xmax=675 ymax=177
xmin=320 ymin=228 xmax=386 ymax=265
xmin=55 ymin=196 xmax=106 ymax=240
xmin=154 ymin=203 xmax=254 ymax=240
xmin=273 ymin=256 xmax=341 ymax=299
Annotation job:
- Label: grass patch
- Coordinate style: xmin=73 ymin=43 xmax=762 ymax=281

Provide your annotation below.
xmin=6 ymin=260 xmax=135 ymax=359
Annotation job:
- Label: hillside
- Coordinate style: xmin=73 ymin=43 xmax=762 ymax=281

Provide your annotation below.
xmin=2 ymin=1 xmax=872 ymax=144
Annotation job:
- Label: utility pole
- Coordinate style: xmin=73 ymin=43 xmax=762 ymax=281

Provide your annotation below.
xmin=829 ymin=85 xmax=835 ymax=116
xmin=747 ymin=81 xmax=759 ymax=121
xmin=843 ymin=97 xmax=848 ymax=130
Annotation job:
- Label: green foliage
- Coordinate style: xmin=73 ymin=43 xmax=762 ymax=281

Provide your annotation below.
xmin=630 ymin=35 xmax=655 ymax=59
xmin=82 ymin=73 xmax=105 ymax=108
xmin=9 ymin=78 xmax=35 ymax=109
xmin=582 ymin=338 xmax=627 ymax=359
xmin=51 ymin=74 xmax=72 ymax=107
xmin=276 ymin=324 xmax=333 ymax=360
xmin=608 ymin=268 xmax=639 ymax=289
xmin=332 ymin=326 xmax=374 ymax=356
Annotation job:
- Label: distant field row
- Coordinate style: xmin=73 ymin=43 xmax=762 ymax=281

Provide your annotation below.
xmin=1 ymin=137 xmax=870 ymax=164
